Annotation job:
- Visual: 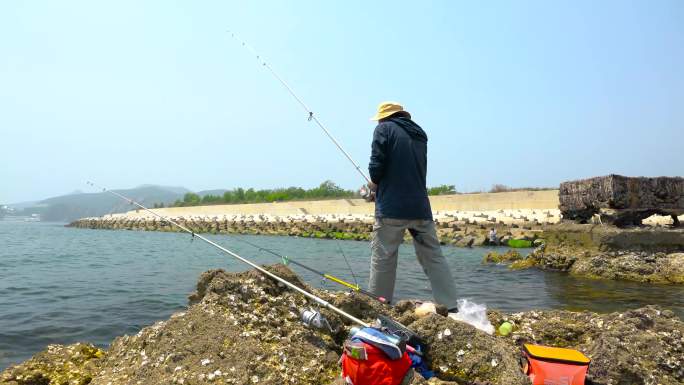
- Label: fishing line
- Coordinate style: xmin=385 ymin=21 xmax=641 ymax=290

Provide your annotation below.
xmin=224 ymin=31 xmax=394 ymax=302
xmin=334 ymin=239 xmax=358 ymax=287
xmin=226 ymin=30 xmax=371 ymax=185
xmin=86 ymin=181 xmax=370 ymax=328
xmin=227 ymin=234 xmax=385 ymax=303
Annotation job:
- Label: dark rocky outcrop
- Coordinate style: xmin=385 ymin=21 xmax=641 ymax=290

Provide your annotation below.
xmin=482 ymin=250 xmax=522 ymax=264
xmin=2 ymin=266 xmax=683 ymax=385
xmin=559 ymin=175 xmax=684 ymax=227
xmin=510 ymin=224 xmax=684 ymax=283
xmin=541 ymin=223 xmax=684 ymax=253
xmin=481 ymin=223 xmax=684 ymax=282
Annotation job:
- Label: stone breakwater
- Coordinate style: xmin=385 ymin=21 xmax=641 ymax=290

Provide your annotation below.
xmin=2 ymin=266 xmax=682 ymax=385
xmin=68 ymin=209 xmax=562 ymax=247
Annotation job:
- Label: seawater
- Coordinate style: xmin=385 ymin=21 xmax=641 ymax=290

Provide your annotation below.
xmin=1 ymin=221 xmax=682 ymax=370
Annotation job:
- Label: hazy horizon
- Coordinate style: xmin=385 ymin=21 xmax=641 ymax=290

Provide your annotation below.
xmin=3 ymin=1 xmax=683 ymax=203
xmin=4 ymin=180 xmax=558 ymax=205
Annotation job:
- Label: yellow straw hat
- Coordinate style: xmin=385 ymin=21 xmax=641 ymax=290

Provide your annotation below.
xmin=370 ymin=101 xmax=406 ymax=121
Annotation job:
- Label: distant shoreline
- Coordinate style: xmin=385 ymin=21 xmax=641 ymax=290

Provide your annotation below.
xmin=68 ymin=187 xmax=683 ymax=286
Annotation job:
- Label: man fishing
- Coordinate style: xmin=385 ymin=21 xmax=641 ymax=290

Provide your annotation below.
xmin=364 ymin=102 xmax=459 ymax=312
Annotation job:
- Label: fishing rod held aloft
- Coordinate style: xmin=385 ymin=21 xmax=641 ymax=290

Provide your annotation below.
xmin=227 ymin=30 xmax=371 ymax=185
xmin=86 ymin=181 xmax=370 ymax=328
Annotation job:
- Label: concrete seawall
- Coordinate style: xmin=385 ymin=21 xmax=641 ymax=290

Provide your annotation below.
xmin=120 ymin=190 xmax=560 ymax=218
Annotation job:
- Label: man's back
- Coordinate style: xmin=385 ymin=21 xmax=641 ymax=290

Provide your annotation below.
xmin=368 ymin=116 xmax=432 ymax=220
xmin=366 ymin=102 xmax=459 ymax=311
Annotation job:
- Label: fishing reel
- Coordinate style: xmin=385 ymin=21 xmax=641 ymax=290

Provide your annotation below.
xmin=359 ymin=184 xmax=376 ymax=202
xmin=375 ymin=315 xmax=425 ymax=352
xmin=301 ymin=308 xmax=333 ymax=332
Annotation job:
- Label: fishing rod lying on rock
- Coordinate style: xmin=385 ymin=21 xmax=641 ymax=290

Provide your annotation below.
xmin=227 ymin=235 xmax=387 ymax=303
xmin=86 ymin=181 xmax=369 ymax=328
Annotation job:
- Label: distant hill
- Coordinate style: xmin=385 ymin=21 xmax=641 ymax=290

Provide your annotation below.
xmin=5 ymin=200 xmax=40 ymax=210
xmin=136 ymin=185 xmax=190 ymax=195
xmin=17 ymin=186 xmax=188 ymax=222
xmin=197 ymin=189 xmax=229 ymax=197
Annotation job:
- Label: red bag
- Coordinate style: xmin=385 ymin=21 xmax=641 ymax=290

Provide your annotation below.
xmin=341 ymin=341 xmax=412 ymax=385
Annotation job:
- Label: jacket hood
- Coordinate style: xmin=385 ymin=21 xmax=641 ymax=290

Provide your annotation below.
xmin=387 ymin=117 xmax=428 ymax=143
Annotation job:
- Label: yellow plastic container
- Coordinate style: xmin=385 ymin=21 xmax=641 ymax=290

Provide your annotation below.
xmin=522 ymin=344 xmax=590 ymax=385
xmin=524 ymin=344 xmax=590 ymax=364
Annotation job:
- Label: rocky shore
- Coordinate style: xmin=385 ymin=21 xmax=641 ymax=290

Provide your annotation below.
xmin=2 ymin=265 xmax=683 ymax=385
xmin=483 ymin=224 xmax=684 ymax=284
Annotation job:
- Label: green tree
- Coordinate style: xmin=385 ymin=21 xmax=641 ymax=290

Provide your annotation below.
xmin=235 ymin=188 xmax=245 ymax=202
xmin=428 ymin=184 xmax=457 ymax=196
xmin=183 ymin=192 xmax=201 ymax=205
xmin=201 ymin=194 xmax=222 ymax=204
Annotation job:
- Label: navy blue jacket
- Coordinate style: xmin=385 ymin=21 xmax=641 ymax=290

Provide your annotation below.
xmin=368 ymin=116 xmax=432 ymax=220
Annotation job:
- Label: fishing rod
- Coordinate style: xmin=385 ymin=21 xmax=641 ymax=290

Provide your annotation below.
xmin=227 ymin=30 xmax=371 ymax=185
xmin=86 ymin=181 xmax=370 ymax=328
xmin=228 ymin=235 xmax=386 ymax=303
xmin=225 ymin=31 xmax=385 ymax=301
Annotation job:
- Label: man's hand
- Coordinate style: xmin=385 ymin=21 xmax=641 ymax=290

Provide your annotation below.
xmin=359 ymin=184 xmax=376 ymax=202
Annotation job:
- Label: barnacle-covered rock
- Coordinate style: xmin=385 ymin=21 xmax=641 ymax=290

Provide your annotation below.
xmin=490 ymin=306 xmax=684 ymax=385
xmin=508 ymin=224 xmax=684 ymax=284
xmin=0 ymin=343 xmax=104 ymax=385
xmin=409 ymin=315 xmax=529 ymax=384
xmin=2 ymin=266 xmax=682 ymax=384
xmin=482 ymin=250 xmax=522 ymax=264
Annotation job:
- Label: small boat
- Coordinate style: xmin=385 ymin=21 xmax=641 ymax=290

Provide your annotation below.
xmin=24 ymin=214 xmax=41 ymax=222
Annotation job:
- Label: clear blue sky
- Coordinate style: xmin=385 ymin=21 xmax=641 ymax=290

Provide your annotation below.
xmin=2 ymin=1 xmax=682 ymax=203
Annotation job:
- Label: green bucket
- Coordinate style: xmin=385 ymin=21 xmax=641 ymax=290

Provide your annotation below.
xmin=508 ymin=239 xmax=533 ymax=248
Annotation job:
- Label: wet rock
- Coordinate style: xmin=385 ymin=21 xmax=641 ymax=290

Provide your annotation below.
xmin=482 ymin=250 xmax=522 ymax=264
xmin=519 ymin=245 xmax=684 ymax=284
xmin=540 ymin=223 xmax=684 ymax=253
xmin=0 ymin=343 xmax=104 ymax=385
xmin=509 ymin=258 xmax=537 ymax=270
xmin=522 ymin=246 xmax=578 ymax=271
xmin=571 ymin=251 xmax=684 ymax=283
xmin=506 ymin=223 xmax=684 ymax=284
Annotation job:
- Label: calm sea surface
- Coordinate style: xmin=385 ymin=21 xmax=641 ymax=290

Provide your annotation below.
xmin=1 ymin=221 xmax=682 ymax=369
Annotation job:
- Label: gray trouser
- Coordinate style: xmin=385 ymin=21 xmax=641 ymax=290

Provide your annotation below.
xmin=369 ymin=217 xmax=458 ymax=309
